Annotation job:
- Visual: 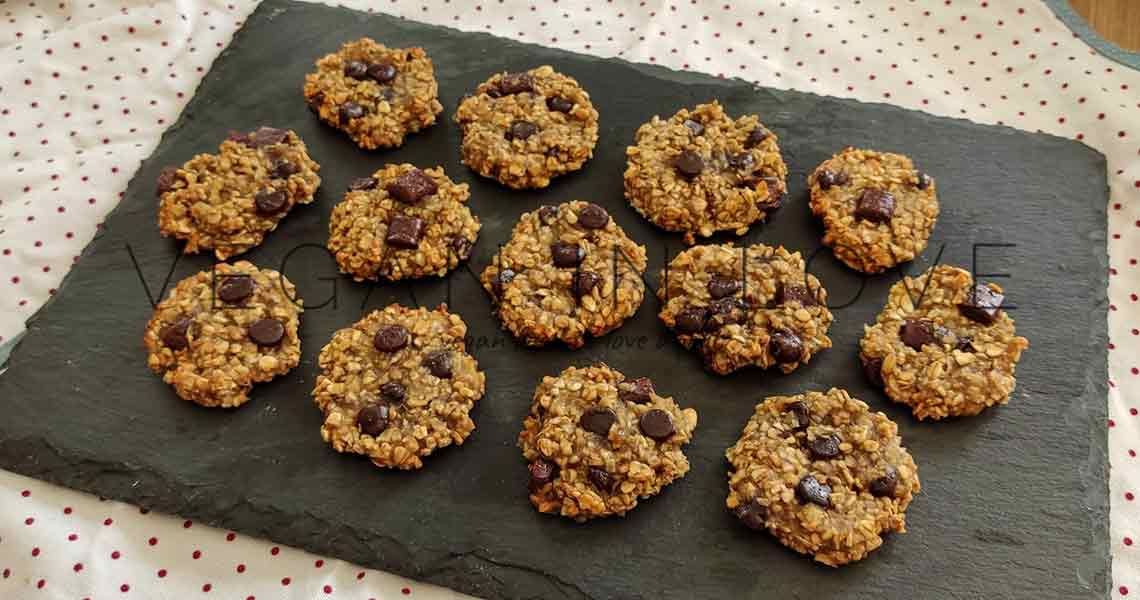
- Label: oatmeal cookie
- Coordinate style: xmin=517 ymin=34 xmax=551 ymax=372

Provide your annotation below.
xmin=519 ymin=364 xmax=699 ymax=521
xmin=143 ymin=261 xmax=303 ymax=408
xmin=312 ymin=304 xmax=486 ymax=470
xmin=453 ymin=66 xmax=599 ymax=189
xmin=480 ymin=201 xmax=647 ymax=348
xmin=657 ymin=243 xmax=833 ymax=375
xmin=725 ymin=388 xmax=920 ymax=567
xmin=327 ymin=164 xmax=481 ymax=281
xmin=303 ymin=37 xmax=443 ymax=150
xmin=624 ymin=101 xmax=787 ymax=244
xmin=859 ymin=264 xmax=1029 ymax=420
xmin=156 ymin=126 xmax=321 ymax=260
xmin=808 ymin=147 xmax=939 ymax=273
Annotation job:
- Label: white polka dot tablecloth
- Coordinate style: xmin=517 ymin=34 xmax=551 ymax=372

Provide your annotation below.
xmin=0 ymin=0 xmax=1136 ymax=597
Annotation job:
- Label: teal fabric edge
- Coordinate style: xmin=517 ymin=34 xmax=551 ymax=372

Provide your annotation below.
xmin=1045 ymin=0 xmax=1140 ymax=70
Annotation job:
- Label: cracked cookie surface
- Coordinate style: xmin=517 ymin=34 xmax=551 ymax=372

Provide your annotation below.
xmin=143 ymin=261 xmax=304 ymax=408
xmin=726 ymin=388 xmax=920 ymax=567
xmin=519 ymin=364 xmax=698 ymax=521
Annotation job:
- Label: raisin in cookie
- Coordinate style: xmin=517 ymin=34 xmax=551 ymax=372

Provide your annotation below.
xmin=859 ymin=264 xmax=1029 ymax=420
xmin=657 ymin=243 xmax=833 ymax=375
xmin=312 ymin=304 xmax=486 ymax=470
xmin=454 ymin=66 xmax=599 ymax=189
xmin=726 ymin=388 xmax=920 ymax=567
xmin=624 ymin=101 xmax=787 ymax=244
xmin=809 ymin=147 xmax=939 ymax=273
xmin=156 ymin=127 xmax=321 ymax=259
xmin=480 ymin=201 xmax=647 ymax=348
xmin=143 ymin=261 xmax=303 ymax=408
xmin=327 ymin=164 xmax=481 ymax=281
xmin=303 ymin=38 xmax=443 ymax=150
xmin=520 ymin=364 xmax=698 ymax=521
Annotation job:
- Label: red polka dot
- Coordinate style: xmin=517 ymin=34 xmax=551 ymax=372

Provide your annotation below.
xmin=1126 ymin=537 xmax=1134 ymax=546
xmin=120 ymin=584 xmax=130 ymax=592
xmin=73 ymin=563 xmax=83 ymax=572
xmin=36 ymin=579 xmax=44 ymax=589
xmin=323 ymin=585 xmax=333 ymax=594
xmin=183 ymin=520 xmax=192 ymax=528
xmin=31 ymin=547 xmax=40 ymax=557
xmin=24 ymin=517 xmax=33 ymax=525
xmin=315 ymin=559 xmax=324 ymax=568
xmin=21 ymin=490 xmax=30 ymax=497
xmin=270 ymin=547 xmax=280 ymax=556
xmin=111 ymin=550 xmax=121 ymax=559
xmin=148 ymin=537 xmax=157 ymax=546
xmin=281 ymin=577 xmax=291 ymax=586
xmin=236 ymin=564 xmax=246 ymax=573
xmin=202 ymin=583 xmax=212 ymax=592
xmin=402 ymin=588 xmax=411 ymax=595
xmin=156 ymin=569 xmax=167 ymax=578
xmin=192 ymin=550 xmax=202 ymax=560
xmin=104 ymin=518 xmax=113 ymax=526
xmin=1127 ymin=492 xmax=1135 ymax=501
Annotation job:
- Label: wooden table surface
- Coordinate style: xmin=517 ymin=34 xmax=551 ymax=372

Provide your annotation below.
xmin=1071 ymin=0 xmax=1140 ymax=50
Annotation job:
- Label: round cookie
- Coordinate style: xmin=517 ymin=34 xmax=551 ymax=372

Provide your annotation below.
xmin=143 ymin=261 xmax=303 ymax=408
xmin=480 ymin=201 xmax=647 ymax=349
xmin=303 ymin=37 xmax=443 ymax=150
xmin=656 ymin=243 xmax=833 ymax=375
xmin=859 ymin=264 xmax=1029 ymax=420
xmin=519 ymin=364 xmax=699 ymax=521
xmin=312 ymin=304 xmax=486 ymax=470
xmin=453 ymin=66 xmax=599 ymax=189
xmin=808 ymin=147 xmax=939 ymax=273
xmin=327 ymin=164 xmax=481 ymax=282
xmin=624 ymin=101 xmax=787 ymax=244
xmin=725 ymin=388 xmax=920 ymax=567
xmin=157 ymin=126 xmax=322 ymax=260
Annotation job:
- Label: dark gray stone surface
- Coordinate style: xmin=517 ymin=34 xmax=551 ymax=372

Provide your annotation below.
xmin=0 ymin=1 xmax=1110 ymax=598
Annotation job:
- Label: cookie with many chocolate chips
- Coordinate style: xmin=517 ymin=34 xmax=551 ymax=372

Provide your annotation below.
xmin=657 ymin=243 xmax=833 ymax=374
xmin=725 ymin=388 xmax=920 ymax=566
xmin=327 ymin=164 xmax=481 ymax=281
xmin=156 ymin=127 xmax=321 ymax=259
xmin=312 ymin=304 xmax=486 ymax=470
xmin=624 ymin=101 xmax=788 ymax=244
xmin=303 ymin=37 xmax=443 ymax=150
xmin=809 ymin=147 xmax=940 ymax=273
xmin=519 ymin=364 xmax=698 ymax=521
xmin=143 ymin=261 xmax=303 ymax=408
xmin=453 ymin=66 xmax=599 ymax=189
xmin=480 ymin=201 xmax=647 ymax=348
xmin=859 ymin=264 xmax=1029 ymax=420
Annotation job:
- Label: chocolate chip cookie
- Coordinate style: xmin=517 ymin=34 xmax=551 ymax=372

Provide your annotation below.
xmin=143 ymin=261 xmax=303 ymax=408
xmin=624 ymin=101 xmax=788 ymax=244
xmin=303 ymin=38 xmax=443 ymax=150
xmin=480 ymin=201 xmax=647 ymax=348
xmin=519 ymin=364 xmax=698 ymax=521
xmin=327 ymin=164 xmax=481 ymax=282
xmin=156 ymin=127 xmax=321 ymax=260
xmin=312 ymin=304 xmax=486 ymax=470
xmin=809 ymin=147 xmax=940 ymax=273
xmin=657 ymin=243 xmax=833 ymax=375
xmin=453 ymin=66 xmax=599 ymax=189
xmin=859 ymin=264 xmax=1029 ymax=420
xmin=726 ymin=388 xmax=920 ymax=566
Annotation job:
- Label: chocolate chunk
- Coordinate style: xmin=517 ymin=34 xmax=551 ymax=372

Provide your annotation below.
xmin=373 ymin=325 xmax=409 ymax=353
xmin=423 ymin=350 xmax=453 ymax=378
xmin=380 ymin=382 xmax=406 ymax=404
xmin=307 ymin=91 xmax=324 ymax=113
xmin=758 ymin=177 xmax=785 ymax=210
xmin=356 ymin=404 xmax=389 ymax=437
xmin=367 ymin=62 xmax=397 ymax=84
xmin=787 ymin=401 xmax=810 ymax=429
xmin=579 ymin=408 xmax=616 ymax=436
xmin=639 ymin=409 xmax=675 ymax=440
xmin=808 ymin=434 xmax=841 ymax=460
xmin=339 ymin=101 xmax=364 ymax=123
xmin=773 ymin=282 xmax=817 ymax=306
xmin=385 ymin=215 xmax=425 ymax=249
xmin=386 ymin=169 xmax=438 ymax=204
xmin=619 ymin=377 xmax=655 ymax=404
xmin=537 ymin=205 xmax=560 ymax=223
xmin=494 ymin=72 xmax=533 ymax=96
xmin=727 ymin=151 xmax=755 ymax=171
xmin=915 ymin=172 xmax=933 ymax=190
xmin=816 ymin=169 xmax=849 ymax=190
xmin=796 ymin=475 xmax=831 ymax=507
xmin=528 ymin=458 xmax=557 ymax=491
xmin=254 ymin=189 xmax=287 ymax=215
xmin=343 ymin=60 xmax=368 ymax=79
xmin=546 ymin=96 xmax=574 ymax=113
xmin=347 ymin=177 xmax=378 ymax=191
xmin=707 ymin=276 xmax=742 ymax=299
xmin=959 ymin=283 xmax=1005 ymax=324
xmin=860 ymin=353 xmax=885 ymax=388
xmin=450 ymin=236 xmax=475 ymax=260
xmin=675 ymin=307 xmax=708 ymax=334
xmin=249 ymin=126 xmax=288 ymax=148
xmin=156 ymin=166 xmax=178 ymax=196
xmin=682 ymin=119 xmax=704 ymax=136
xmin=956 ymin=335 xmax=976 ymax=353
xmin=768 ymin=329 xmax=803 ymax=363
xmin=577 ymin=203 xmax=610 ymax=229
xmin=573 ymin=271 xmax=601 ymax=297
xmin=587 ymin=466 xmax=615 ymax=493
xmin=854 ymin=188 xmax=895 ymax=223
xmin=247 ymin=318 xmax=285 ymax=347
xmin=869 ymin=465 xmax=900 ymax=498
xmin=217 ymin=276 xmax=254 ymax=304
xmin=744 ymin=126 xmax=770 ymax=148
xmin=159 ymin=316 xmax=191 ymax=350
xmin=271 ymin=159 xmax=298 ymax=179
xmin=493 ymin=268 xmax=516 ymax=297
xmin=734 ymin=498 xmax=768 ymax=530
xmin=550 ymin=242 xmax=584 ymax=268
xmin=899 ymin=319 xmax=936 ymax=351
xmin=705 ymin=297 xmax=747 ymax=330
xmin=673 ymin=150 xmax=705 ymax=179
xmin=506 ymin=120 xmax=538 ymax=141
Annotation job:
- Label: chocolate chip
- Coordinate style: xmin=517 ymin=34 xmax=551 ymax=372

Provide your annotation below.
xmin=159 ymin=316 xmax=191 ymax=350
xmin=271 ymin=159 xmax=298 ymax=179
xmin=386 ymin=169 xmax=438 ymax=204
xmin=639 ymin=409 xmax=675 ymax=441
xmin=550 ymin=242 xmax=584 ymax=268
xmin=580 ymin=408 xmax=616 ymax=436
xmin=307 ymin=91 xmax=324 ymax=113
xmin=959 ymin=283 xmax=1005 ymax=325
xmin=956 ymin=335 xmax=976 ymax=353
xmin=773 ymin=282 xmax=817 ymax=306
xmin=899 ymin=319 xmax=936 ymax=351
xmin=506 ymin=120 xmax=538 ymax=141
xmin=705 ymin=297 xmax=747 ymax=330
xmin=577 ymin=203 xmax=610 ymax=229
xmin=248 ymin=126 xmax=288 ymax=148
xmin=217 ymin=276 xmax=254 ymax=304
xmin=493 ymin=268 xmax=516 ymax=297
xmin=367 ymin=61 xmax=397 ymax=84
xmin=546 ymin=96 xmax=574 ymax=113
xmin=380 ymin=382 xmax=406 ymax=404
xmin=494 ymin=72 xmax=533 ymax=96
xmin=860 ymin=353 xmax=885 ymax=388
xmin=808 ymin=434 xmax=841 ymax=460
xmin=373 ymin=325 xmax=409 ymax=353
xmin=869 ymin=465 xmax=899 ymax=498
xmin=423 ymin=350 xmax=453 ymax=378
xmin=758 ymin=177 xmax=785 ymax=211
xmin=768 ymin=329 xmax=803 ymax=363
xmin=156 ymin=166 xmax=178 ymax=196
xmin=727 ymin=152 xmax=755 ymax=171
xmin=816 ymin=169 xmax=849 ymax=190
xmin=537 ymin=205 xmax=560 ymax=223
xmin=707 ymin=276 xmax=742 ymax=299
xmin=344 ymin=60 xmax=368 ymax=79
xmin=675 ymin=307 xmax=708 ymax=334
xmin=682 ymin=119 xmax=704 ymax=136
xmin=573 ymin=271 xmax=601 ymax=297
xmin=734 ymin=499 xmax=768 ymax=530
xmin=450 ymin=236 xmax=475 ymax=260
xmin=347 ymin=177 xmax=378 ymax=191
xmin=254 ymin=189 xmax=288 ymax=215
xmin=247 ymin=318 xmax=285 ymax=347
xmin=854 ymin=188 xmax=895 ymax=223
xmin=915 ymin=172 xmax=933 ymax=190
xmin=786 ymin=401 xmax=810 ymax=429
xmin=528 ymin=458 xmax=557 ymax=491
xmin=339 ymin=101 xmax=364 ymax=123
xmin=796 ymin=475 xmax=831 ymax=507
xmin=673 ymin=150 xmax=705 ymax=179
xmin=744 ymin=126 xmax=770 ymax=148
xmin=356 ymin=404 xmax=389 ymax=436
xmin=587 ymin=466 xmax=615 ymax=493
xmin=385 ymin=215 xmax=425 ymax=249
xmin=619 ymin=377 xmax=655 ymax=404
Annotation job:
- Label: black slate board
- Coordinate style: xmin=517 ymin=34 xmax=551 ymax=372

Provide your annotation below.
xmin=0 ymin=2 xmax=1110 ymax=598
